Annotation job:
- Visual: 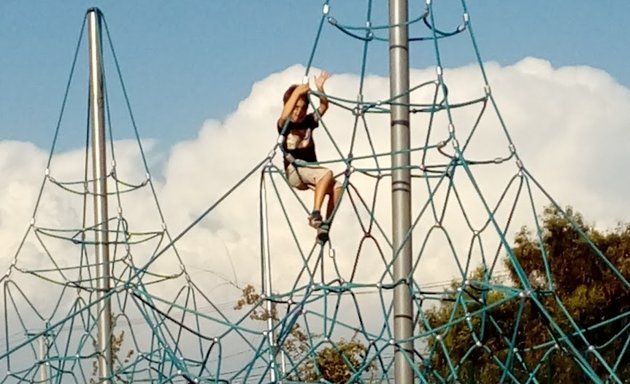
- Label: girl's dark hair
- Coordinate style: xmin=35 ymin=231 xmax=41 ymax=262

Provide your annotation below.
xmin=283 ymin=84 xmax=308 ymax=105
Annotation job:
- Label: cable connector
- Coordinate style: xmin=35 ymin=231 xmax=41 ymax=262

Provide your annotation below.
xmin=508 ymin=144 xmax=516 ymax=154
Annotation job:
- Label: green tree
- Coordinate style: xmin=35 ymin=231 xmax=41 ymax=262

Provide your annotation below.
xmin=424 ymin=206 xmax=630 ymax=383
xmin=235 ymin=284 xmax=374 ymax=383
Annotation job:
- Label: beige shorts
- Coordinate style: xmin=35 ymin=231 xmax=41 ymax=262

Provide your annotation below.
xmin=286 ymin=164 xmax=341 ymax=191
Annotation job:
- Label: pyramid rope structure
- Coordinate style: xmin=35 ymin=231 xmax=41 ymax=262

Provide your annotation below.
xmin=1 ymin=1 xmax=629 ymax=383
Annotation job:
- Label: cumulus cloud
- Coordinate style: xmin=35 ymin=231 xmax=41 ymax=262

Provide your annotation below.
xmin=1 ymin=59 xmax=629 ymax=362
xmin=3 ymin=59 xmax=630 ymax=283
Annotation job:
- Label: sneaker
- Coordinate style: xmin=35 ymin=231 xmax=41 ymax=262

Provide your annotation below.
xmin=317 ymin=226 xmax=329 ymax=243
xmin=308 ymin=211 xmax=323 ymax=229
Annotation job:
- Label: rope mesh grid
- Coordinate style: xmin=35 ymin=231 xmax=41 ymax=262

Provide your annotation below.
xmin=1 ymin=1 xmax=628 ymax=383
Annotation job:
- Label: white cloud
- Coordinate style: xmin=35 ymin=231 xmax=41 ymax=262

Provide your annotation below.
xmin=2 ymin=58 xmax=629 ymax=290
xmin=1 ymin=58 xmax=629 ymax=373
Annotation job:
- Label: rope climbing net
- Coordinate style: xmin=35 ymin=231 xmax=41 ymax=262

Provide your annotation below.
xmin=2 ymin=1 xmax=629 ymax=383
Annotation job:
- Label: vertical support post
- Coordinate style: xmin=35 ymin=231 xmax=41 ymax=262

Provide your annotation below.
xmin=87 ymin=8 xmax=113 ymax=383
xmin=259 ymin=169 xmax=282 ymax=383
xmin=36 ymin=333 xmax=48 ymax=382
xmin=389 ymin=0 xmax=414 ymax=382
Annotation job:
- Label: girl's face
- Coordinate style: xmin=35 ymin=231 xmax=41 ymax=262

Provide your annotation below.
xmin=290 ymin=99 xmax=307 ymax=123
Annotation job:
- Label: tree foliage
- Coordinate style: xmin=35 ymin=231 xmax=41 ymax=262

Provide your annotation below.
xmin=235 ymin=284 xmax=373 ymax=383
xmin=424 ymin=206 xmax=630 ymax=383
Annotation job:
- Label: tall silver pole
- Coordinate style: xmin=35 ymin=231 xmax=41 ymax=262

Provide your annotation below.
xmin=259 ymin=169 xmax=281 ymax=383
xmin=88 ymin=8 xmax=113 ymax=383
xmin=389 ymin=0 xmax=414 ymax=383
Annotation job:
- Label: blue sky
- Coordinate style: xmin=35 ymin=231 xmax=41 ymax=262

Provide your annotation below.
xmin=1 ymin=0 xmax=629 ymax=151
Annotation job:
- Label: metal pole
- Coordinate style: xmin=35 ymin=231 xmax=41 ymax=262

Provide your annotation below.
xmin=389 ymin=0 xmax=414 ymax=383
xmin=87 ymin=8 xmax=113 ymax=383
xmin=37 ymin=333 xmax=48 ymax=382
xmin=259 ymin=169 xmax=282 ymax=383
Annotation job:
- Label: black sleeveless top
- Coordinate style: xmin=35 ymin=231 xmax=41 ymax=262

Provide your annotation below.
xmin=277 ymin=113 xmax=319 ymax=169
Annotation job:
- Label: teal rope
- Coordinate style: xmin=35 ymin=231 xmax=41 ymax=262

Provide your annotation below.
xmin=3 ymin=0 xmax=629 ymax=382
